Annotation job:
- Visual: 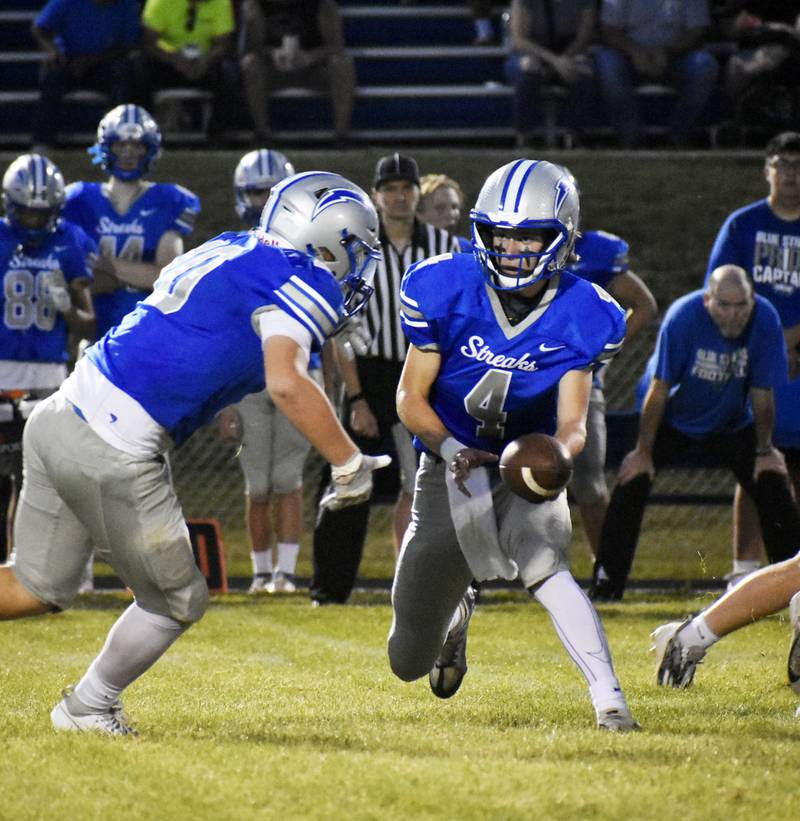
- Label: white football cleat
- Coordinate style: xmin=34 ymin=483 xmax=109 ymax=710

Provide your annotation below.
xmin=266 ymin=571 xmax=296 ymax=594
xmin=651 ymin=620 xmax=706 ymax=688
xmin=51 ymin=688 xmax=137 ymax=736
xmin=787 ymin=592 xmax=800 ymax=695
xmin=596 ymin=705 xmax=641 ymax=733
xmin=248 ymin=574 xmax=272 ymax=594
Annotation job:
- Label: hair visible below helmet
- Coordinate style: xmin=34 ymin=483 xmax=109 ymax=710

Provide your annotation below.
xmin=234 ymin=149 xmax=295 ymax=225
xmin=470 ymin=159 xmax=579 ymax=291
xmin=258 ymin=171 xmax=381 ymax=321
xmin=89 ymin=104 xmax=162 ymax=181
xmin=2 ymin=153 xmax=65 ymax=246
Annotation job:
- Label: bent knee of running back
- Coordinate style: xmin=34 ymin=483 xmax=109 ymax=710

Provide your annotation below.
xmin=387 ymin=622 xmax=443 ymax=681
xmin=0 ymin=565 xmax=52 ymax=619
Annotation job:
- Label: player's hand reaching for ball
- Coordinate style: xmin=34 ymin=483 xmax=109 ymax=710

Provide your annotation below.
xmin=440 ymin=438 xmax=498 ymax=497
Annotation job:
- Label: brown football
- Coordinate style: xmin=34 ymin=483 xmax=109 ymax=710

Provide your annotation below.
xmin=499 ymin=433 xmax=573 ymax=503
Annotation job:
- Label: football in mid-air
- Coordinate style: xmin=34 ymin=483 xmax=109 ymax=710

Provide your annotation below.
xmin=499 ymin=433 xmax=573 ymax=503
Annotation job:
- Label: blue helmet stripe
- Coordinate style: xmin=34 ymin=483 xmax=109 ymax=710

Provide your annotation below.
xmin=513 ymin=161 xmax=538 ymax=213
xmin=498 ymin=159 xmax=527 ymax=211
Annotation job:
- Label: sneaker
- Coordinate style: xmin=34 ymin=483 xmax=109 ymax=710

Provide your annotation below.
xmin=596 ymin=705 xmax=641 ymax=733
xmin=51 ymin=688 xmax=137 ymax=736
xmin=787 ymin=592 xmax=800 ymax=695
xmin=429 ymin=586 xmax=476 ymax=699
xmin=650 ymin=620 xmax=705 ymax=688
xmin=266 ymin=571 xmax=296 ymax=594
xmin=248 ymin=573 xmax=272 ymax=594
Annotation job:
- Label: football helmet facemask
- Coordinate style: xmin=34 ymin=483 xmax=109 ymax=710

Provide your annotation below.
xmin=2 ymin=153 xmax=65 ymax=247
xmin=471 ymin=159 xmax=579 ymax=291
xmin=234 ymin=149 xmax=295 ymax=226
xmin=258 ymin=172 xmax=381 ymax=321
xmin=89 ymin=104 xmax=162 ymax=181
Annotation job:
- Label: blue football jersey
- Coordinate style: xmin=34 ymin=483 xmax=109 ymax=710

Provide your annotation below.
xmin=0 ymin=218 xmax=95 ymax=364
xmin=569 ymin=230 xmax=629 ymax=290
xmin=63 ymin=180 xmax=200 ymax=337
xmin=400 ymin=253 xmax=626 ymax=455
xmin=85 ymin=232 xmax=344 ymax=446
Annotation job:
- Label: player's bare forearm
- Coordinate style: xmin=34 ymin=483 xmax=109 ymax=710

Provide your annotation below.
xmin=555 ymin=369 xmax=591 ymax=458
xmin=63 ymin=281 xmax=94 ymax=337
xmin=396 ymin=345 xmax=450 ymax=454
xmin=265 ymin=337 xmax=357 ymax=466
xmin=750 ymin=386 xmax=777 ymax=454
xmin=109 ymin=258 xmax=160 ymax=290
xmin=608 ymin=271 xmax=657 ymax=341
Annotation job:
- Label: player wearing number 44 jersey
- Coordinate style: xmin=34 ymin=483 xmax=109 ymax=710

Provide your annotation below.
xmin=0 ymin=171 xmax=389 ymax=736
xmin=389 ymin=159 xmax=639 ymax=732
xmin=63 ymin=104 xmax=200 ymax=340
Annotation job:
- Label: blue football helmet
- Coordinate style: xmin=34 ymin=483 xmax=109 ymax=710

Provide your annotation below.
xmin=234 ymin=149 xmax=295 ymax=226
xmin=2 ymin=153 xmax=65 ymax=247
xmin=471 ymin=159 xmax=579 ymax=291
xmin=89 ymin=104 xmax=162 ymax=181
xmin=258 ymin=171 xmax=381 ymax=321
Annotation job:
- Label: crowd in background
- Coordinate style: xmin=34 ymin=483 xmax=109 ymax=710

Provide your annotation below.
xmin=26 ymin=0 xmax=800 ymax=151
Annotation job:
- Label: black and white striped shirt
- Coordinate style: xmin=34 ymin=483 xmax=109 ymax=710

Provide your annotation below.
xmin=364 ymin=218 xmax=460 ymax=362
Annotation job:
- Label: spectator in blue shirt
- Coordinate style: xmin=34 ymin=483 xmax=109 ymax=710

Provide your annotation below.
xmin=590 ymin=265 xmax=800 ymax=600
xmin=30 ymin=0 xmax=142 ymax=150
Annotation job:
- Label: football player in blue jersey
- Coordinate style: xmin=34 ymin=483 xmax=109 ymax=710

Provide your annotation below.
xmin=63 ymin=103 xmax=200 ymax=593
xmin=217 ymin=149 xmax=317 ymax=594
xmin=567 ymin=224 xmax=657 ymax=557
xmin=0 ymin=171 xmax=388 ymax=736
xmin=63 ymin=104 xmax=201 ymax=342
xmin=389 ymin=159 xmax=639 ymax=732
xmin=0 ymin=153 xmax=95 ymax=564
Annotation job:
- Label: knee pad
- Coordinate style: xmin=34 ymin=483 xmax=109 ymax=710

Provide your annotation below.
xmin=165 ymin=569 xmax=210 ymax=624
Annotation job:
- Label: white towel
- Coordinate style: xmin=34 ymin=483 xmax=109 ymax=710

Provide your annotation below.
xmin=445 ymin=466 xmax=518 ymax=582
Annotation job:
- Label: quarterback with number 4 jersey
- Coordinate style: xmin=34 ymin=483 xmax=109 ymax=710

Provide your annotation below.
xmin=0 ymin=172 xmax=389 ymax=737
xmin=389 ymin=159 xmax=639 ymax=733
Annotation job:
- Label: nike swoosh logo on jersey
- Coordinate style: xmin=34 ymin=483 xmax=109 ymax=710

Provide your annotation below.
xmin=539 ymin=343 xmax=565 ymax=352
xmin=109 ymin=412 xmax=118 ymax=423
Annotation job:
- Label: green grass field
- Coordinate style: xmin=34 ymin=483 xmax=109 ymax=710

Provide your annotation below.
xmin=1 ymin=591 xmax=797 ymax=821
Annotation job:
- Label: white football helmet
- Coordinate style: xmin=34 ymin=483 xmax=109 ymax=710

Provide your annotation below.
xmin=471 ymin=159 xmax=579 ymax=290
xmin=89 ymin=104 xmax=162 ymax=181
xmin=258 ymin=171 xmax=381 ymax=320
xmin=234 ymin=149 xmax=295 ymax=225
xmin=2 ymin=153 xmax=65 ymax=246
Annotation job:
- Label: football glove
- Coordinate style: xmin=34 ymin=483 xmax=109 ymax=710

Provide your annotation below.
xmin=320 ymin=451 xmax=392 ymax=510
xmin=334 ymin=317 xmax=371 ymax=360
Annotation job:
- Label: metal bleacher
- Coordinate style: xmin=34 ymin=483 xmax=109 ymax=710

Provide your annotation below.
xmin=0 ymin=0 xmax=515 ymax=147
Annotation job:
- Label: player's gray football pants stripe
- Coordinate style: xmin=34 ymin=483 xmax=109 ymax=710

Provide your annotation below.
xmin=12 ymin=392 xmax=208 ymax=622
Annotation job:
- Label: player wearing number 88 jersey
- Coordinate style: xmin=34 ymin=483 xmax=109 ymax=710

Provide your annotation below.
xmin=0 ymin=153 xmax=95 ymax=563
xmin=1 ymin=171 xmax=389 ymax=736
xmin=390 ymin=160 xmax=638 ymax=731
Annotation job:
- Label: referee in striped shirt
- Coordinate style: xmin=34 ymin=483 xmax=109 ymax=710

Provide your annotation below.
xmin=311 ymin=153 xmax=460 ymax=605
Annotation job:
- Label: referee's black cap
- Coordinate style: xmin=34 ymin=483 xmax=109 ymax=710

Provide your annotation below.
xmin=374 ymin=153 xmax=420 ymax=189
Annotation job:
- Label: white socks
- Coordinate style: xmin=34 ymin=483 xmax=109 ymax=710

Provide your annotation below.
xmin=276 ymin=542 xmax=299 ymax=575
xmin=251 ymin=548 xmax=273 ymax=576
xmin=678 ymin=614 xmax=719 ymax=651
xmin=71 ymin=603 xmax=188 ymax=713
xmin=533 ymin=571 xmax=628 ymax=713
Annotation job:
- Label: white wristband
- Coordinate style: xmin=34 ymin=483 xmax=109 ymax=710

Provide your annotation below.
xmin=439 ymin=437 xmax=468 ymax=465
